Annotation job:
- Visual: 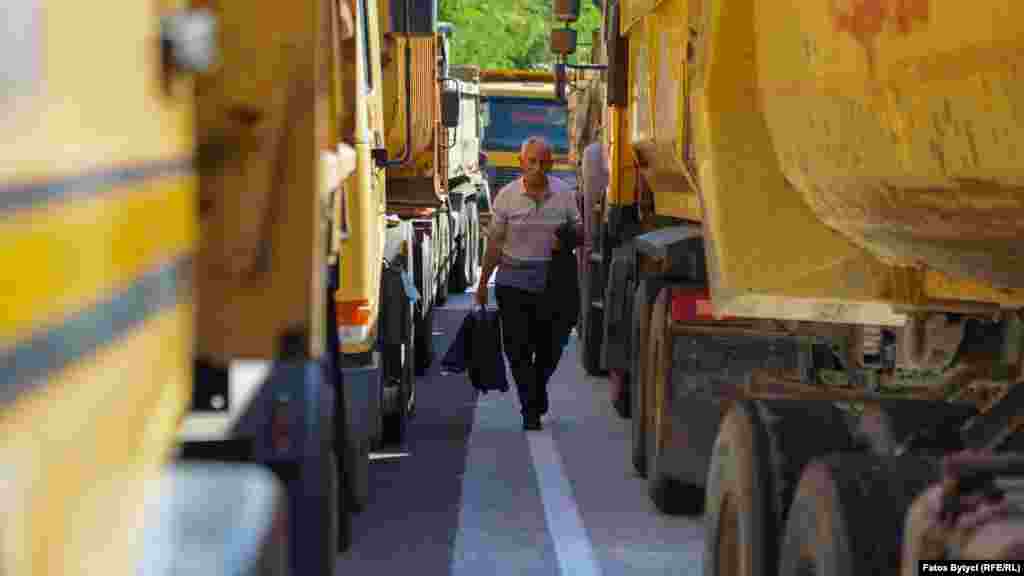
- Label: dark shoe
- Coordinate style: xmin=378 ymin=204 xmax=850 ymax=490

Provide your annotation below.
xmin=523 ymin=414 xmax=542 ymax=431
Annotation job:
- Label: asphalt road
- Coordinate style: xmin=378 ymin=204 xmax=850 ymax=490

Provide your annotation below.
xmin=337 ymin=288 xmax=705 ymax=575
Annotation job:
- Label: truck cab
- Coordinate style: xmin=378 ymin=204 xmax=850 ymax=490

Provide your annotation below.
xmin=478 ymin=69 xmax=576 ymax=198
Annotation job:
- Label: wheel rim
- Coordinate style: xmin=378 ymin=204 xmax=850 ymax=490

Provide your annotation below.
xmin=717 ymin=494 xmax=741 ymax=576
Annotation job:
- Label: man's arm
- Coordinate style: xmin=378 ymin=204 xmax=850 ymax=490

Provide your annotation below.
xmin=479 ymin=231 xmax=503 ymax=288
xmin=479 ymin=195 xmax=507 ymax=289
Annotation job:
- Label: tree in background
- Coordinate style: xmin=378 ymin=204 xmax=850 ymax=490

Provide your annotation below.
xmin=440 ymin=0 xmax=602 ymax=69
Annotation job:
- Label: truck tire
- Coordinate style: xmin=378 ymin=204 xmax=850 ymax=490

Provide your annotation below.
xmin=778 ymin=454 xmax=939 ymax=576
xmin=611 ymin=371 xmax=631 ymax=419
xmin=383 ymin=301 xmax=415 ymax=445
xmin=467 ymin=200 xmax=479 ymax=287
xmin=343 ymin=434 xmax=369 ymax=515
xmin=853 ymin=399 xmax=976 ymax=457
xmin=579 ymin=256 xmax=606 ymax=376
xmin=326 ymin=268 xmax=368 ymax=518
xmin=327 ymin=450 xmax=349 ymax=558
xmin=436 ymin=261 xmax=449 ymax=306
xmin=451 ymin=237 xmax=468 ymax=293
xmin=405 ymin=302 xmax=417 ymax=420
xmin=415 ymin=304 xmax=434 ymax=376
xmin=631 ymin=285 xmax=647 ymax=477
xmin=704 ymin=401 xmax=777 ymax=576
xmin=704 ymin=400 xmax=857 ymax=576
xmin=450 ymin=199 xmax=477 ymax=294
xmin=340 ymin=361 xmax=369 ymax=512
xmin=631 ymin=277 xmax=673 ymax=477
xmin=646 ymin=285 xmax=703 ymax=514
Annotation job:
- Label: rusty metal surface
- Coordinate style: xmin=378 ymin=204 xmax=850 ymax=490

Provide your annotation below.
xmin=383 ymin=34 xmax=442 ymax=206
xmin=627 ymin=0 xmax=702 ymax=221
xmin=757 ymin=0 xmax=1024 ymax=292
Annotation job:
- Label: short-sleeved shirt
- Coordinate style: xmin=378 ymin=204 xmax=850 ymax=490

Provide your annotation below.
xmin=488 ymin=175 xmax=581 ymax=293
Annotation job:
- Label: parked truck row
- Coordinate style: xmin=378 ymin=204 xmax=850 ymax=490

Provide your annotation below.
xmin=554 ymin=0 xmax=1024 ymax=573
xmin=2 ymin=1 xmax=483 ymax=575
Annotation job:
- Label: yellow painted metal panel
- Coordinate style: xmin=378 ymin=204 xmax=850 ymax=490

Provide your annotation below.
xmin=0 ymin=306 xmax=192 ymax=576
xmin=2 ymin=0 xmax=197 ymax=572
xmin=480 ymin=69 xmax=555 ymax=83
xmin=383 ymin=36 xmax=438 ymax=181
xmin=336 ymin=0 xmax=387 ymax=353
xmin=621 ymin=0 xmax=665 ymax=34
xmin=611 ymin=0 xmax=1024 ymax=316
xmin=479 ymin=82 xmax=559 ymax=100
xmin=690 ymin=0 xmax=912 ymax=324
xmin=756 ymin=0 xmax=1024 ymax=292
xmin=0 ymin=176 xmax=196 ymax=348
xmin=608 ymin=104 xmax=637 ymax=206
xmin=652 ymin=188 xmax=702 ymax=221
xmin=629 ymin=18 xmax=652 ymax=163
xmin=481 ymin=150 xmax=573 ymax=173
xmin=631 ymin=0 xmax=702 ymax=220
xmin=0 ymin=0 xmax=193 ymax=183
xmin=924 ymin=270 xmax=1024 ymax=309
xmin=195 ymin=0 xmax=327 ymax=361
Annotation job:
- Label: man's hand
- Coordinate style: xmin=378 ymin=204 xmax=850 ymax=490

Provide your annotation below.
xmin=552 ymin=220 xmax=577 ymax=253
xmin=475 ymin=281 xmax=489 ymax=307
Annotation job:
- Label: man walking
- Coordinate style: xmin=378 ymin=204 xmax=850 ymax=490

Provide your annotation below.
xmin=476 ymin=136 xmax=582 ymax=431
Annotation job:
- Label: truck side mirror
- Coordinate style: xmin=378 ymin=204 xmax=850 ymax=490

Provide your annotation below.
xmin=550 ymin=27 xmax=577 ymax=56
xmin=441 ymin=86 xmax=461 ymax=128
xmin=553 ymin=0 xmax=580 ymax=22
xmin=605 ymin=1 xmax=628 ymax=106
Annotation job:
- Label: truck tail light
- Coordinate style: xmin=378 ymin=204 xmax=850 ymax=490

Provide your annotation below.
xmin=670 ymin=286 xmax=729 ymax=322
xmin=336 ymin=297 xmax=372 ymax=344
xmin=336 ymin=298 xmax=371 ymax=325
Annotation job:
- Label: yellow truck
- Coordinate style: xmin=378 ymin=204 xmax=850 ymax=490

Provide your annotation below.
xmin=555 ymin=0 xmax=1024 ymax=573
xmin=478 ymin=68 xmax=577 ymax=203
xmin=1 ymin=0 xmax=481 ymax=574
xmin=1 ymin=0 xmax=316 ymax=574
xmin=330 ymin=0 xmax=484 ymax=516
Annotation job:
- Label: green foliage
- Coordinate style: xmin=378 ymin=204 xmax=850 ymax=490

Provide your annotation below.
xmin=439 ymin=0 xmax=602 ymax=70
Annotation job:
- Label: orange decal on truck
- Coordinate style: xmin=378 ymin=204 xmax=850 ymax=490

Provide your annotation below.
xmin=833 ymin=0 xmax=929 ymax=42
xmin=832 ymin=0 xmax=929 ymax=75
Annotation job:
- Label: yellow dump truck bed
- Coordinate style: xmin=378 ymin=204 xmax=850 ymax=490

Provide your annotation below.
xmin=621 ymin=0 xmax=1024 ymax=324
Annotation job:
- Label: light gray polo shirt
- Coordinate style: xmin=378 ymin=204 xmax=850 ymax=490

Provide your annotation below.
xmin=488 ymin=175 xmax=581 ymax=294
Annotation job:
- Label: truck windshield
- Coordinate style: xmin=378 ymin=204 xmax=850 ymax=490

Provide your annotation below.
xmin=482 ymin=97 xmax=569 ymax=155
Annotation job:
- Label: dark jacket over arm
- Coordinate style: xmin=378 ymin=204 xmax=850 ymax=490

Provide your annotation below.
xmin=545 ymin=221 xmax=581 ymax=341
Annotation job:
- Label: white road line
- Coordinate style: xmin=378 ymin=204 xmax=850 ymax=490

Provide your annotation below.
xmin=452 ymin=390 xmax=603 ymax=576
xmin=528 ymin=430 xmax=603 ymax=576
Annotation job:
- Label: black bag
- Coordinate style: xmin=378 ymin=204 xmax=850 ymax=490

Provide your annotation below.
xmin=441 ymin=306 xmax=510 ymax=394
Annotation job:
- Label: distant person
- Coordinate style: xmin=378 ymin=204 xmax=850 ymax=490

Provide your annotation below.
xmin=578 ymin=138 xmax=608 ymax=285
xmin=476 ymin=136 xmax=582 ymax=431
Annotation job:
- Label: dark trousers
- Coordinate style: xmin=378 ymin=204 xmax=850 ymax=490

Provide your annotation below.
xmin=495 ymin=285 xmax=567 ymax=418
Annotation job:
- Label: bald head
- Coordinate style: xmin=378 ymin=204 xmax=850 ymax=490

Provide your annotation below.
xmin=519 ymin=136 xmax=554 ymax=189
xmin=520 ymin=136 xmax=553 ymax=159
